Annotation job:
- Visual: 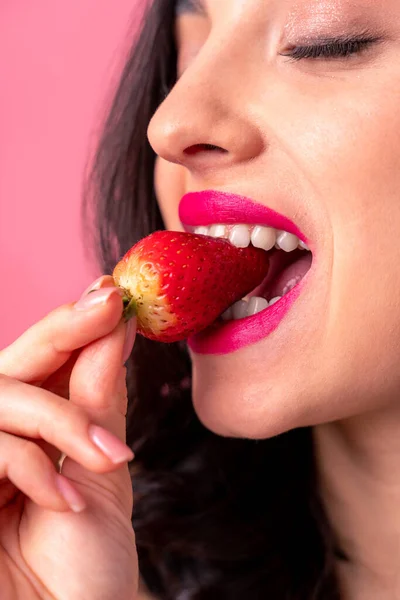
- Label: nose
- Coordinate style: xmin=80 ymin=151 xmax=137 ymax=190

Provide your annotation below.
xmin=147 ymin=45 xmax=265 ymax=173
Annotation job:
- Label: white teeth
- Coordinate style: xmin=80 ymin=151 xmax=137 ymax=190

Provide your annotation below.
xmin=193 ymin=222 xmax=311 ymax=254
xmin=232 ymin=299 xmax=249 ymax=319
xmin=275 ymin=231 xmax=299 ymax=252
xmin=209 ymin=224 xmax=226 ymax=238
xmin=298 ymin=240 xmax=310 ymax=251
xmin=222 ymin=295 xmax=283 ymax=321
xmin=221 ymin=306 xmax=233 ymax=321
xmin=247 ymin=296 xmax=269 ymax=316
xmin=228 ymin=224 xmax=251 ymax=248
xmin=250 ymin=225 xmax=276 ymax=251
xmin=194 ymin=225 xmax=210 ymax=235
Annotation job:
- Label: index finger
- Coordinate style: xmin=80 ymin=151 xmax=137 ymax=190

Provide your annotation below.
xmin=0 ymin=276 xmax=124 ymax=383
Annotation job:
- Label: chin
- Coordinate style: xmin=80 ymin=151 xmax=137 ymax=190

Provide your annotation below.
xmin=190 ymin=353 xmax=311 ymax=439
xmin=189 ymin=346 xmax=399 ymax=441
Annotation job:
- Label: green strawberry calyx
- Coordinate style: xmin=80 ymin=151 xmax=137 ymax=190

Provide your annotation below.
xmin=87 ymin=287 xmax=137 ymax=322
xmin=122 ymin=293 xmax=137 ymax=322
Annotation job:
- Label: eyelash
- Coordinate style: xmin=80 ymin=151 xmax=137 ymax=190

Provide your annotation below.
xmin=281 ymin=37 xmax=379 ymax=62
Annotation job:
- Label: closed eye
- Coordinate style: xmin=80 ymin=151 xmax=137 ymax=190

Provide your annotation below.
xmin=280 ymin=35 xmax=383 ymax=62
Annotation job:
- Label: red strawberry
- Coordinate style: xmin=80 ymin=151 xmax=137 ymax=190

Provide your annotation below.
xmin=112 ymin=230 xmax=270 ymax=343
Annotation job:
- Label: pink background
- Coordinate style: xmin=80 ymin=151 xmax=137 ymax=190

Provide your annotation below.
xmin=0 ymin=1 xmax=140 ymax=349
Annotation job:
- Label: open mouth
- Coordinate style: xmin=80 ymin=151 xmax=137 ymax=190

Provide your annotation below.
xmin=179 ymin=189 xmax=313 ymax=354
xmin=188 ymin=223 xmax=313 ymax=322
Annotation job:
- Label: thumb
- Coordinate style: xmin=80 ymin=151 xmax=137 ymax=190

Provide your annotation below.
xmin=62 ymin=318 xmax=136 ymax=519
xmin=68 ymin=316 xmax=137 ymax=441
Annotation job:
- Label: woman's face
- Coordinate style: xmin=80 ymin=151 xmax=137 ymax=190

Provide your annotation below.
xmin=147 ymin=0 xmax=400 ymax=439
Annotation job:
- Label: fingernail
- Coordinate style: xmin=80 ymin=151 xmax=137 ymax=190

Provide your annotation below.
xmin=88 ymin=424 xmax=134 ymax=464
xmin=74 ymin=287 xmax=124 ymax=311
xmin=55 ymin=473 xmax=87 ymax=513
xmin=80 ymin=275 xmax=108 ymax=298
xmin=122 ymin=318 xmax=137 ymax=364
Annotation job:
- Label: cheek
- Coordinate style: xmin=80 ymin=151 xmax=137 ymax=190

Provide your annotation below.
xmin=287 ymin=73 xmax=400 ymax=223
xmin=294 ymin=77 xmax=400 ymax=377
xmin=189 ymin=74 xmax=400 ymax=439
xmin=154 ymin=157 xmax=187 ymax=231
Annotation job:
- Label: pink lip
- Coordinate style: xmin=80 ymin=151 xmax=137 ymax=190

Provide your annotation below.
xmin=188 ymin=282 xmax=304 ymax=354
xmin=179 ymin=190 xmax=309 ymax=244
xmin=178 ymin=190 xmax=311 ymax=355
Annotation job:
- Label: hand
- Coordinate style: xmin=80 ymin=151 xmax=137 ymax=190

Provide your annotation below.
xmin=0 ymin=276 xmax=138 ymax=600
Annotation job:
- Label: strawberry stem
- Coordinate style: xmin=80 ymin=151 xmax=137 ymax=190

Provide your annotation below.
xmin=122 ymin=295 xmax=137 ymax=322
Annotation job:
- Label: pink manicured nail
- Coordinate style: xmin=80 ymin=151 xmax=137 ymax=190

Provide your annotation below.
xmin=122 ymin=318 xmax=137 ymax=364
xmin=88 ymin=424 xmax=134 ymax=464
xmin=74 ymin=287 xmax=124 ymax=311
xmin=80 ymin=275 xmax=108 ymax=298
xmin=55 ymin=473 xmax=87 ymax=513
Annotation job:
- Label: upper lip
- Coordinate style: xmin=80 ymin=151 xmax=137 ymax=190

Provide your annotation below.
xmin=178 ymin=190 xmax=310 ymax=245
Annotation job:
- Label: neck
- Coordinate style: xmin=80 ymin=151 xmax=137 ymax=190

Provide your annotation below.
xmin=314 ymin=406 xmax=400 ymax=600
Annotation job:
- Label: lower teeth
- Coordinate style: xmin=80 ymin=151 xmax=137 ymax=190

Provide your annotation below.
xmin=221 ymin=275 xmax=304 ymax=322
xmin=221 ymin=295 xmax=282 ymax=321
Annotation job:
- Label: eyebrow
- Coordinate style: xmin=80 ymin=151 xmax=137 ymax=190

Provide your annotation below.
xmin=175 ymin=0 xmax=206 ymax=16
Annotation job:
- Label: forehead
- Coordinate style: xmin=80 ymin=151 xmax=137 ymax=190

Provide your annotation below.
xmin=174 ymin=0 xmax=395 ymax=15
xmin=174 ymin=0 xmax=397 ymax=38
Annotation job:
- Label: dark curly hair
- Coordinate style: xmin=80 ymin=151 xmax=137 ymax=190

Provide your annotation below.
xmin=82 ymin=0 xmax=342 ymax=597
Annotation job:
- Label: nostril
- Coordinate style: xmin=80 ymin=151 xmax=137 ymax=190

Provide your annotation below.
xmin=184 ymin=143 xmax=228 ymax=155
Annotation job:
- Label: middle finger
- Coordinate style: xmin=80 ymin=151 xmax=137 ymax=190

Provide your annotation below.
xmin=0 ymin=374 xmax=134 ymax=473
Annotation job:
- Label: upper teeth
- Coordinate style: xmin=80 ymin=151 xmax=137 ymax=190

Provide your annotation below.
xmin=192 ymin=223 xmax=310 ymax=322
xmin=193 ymin=224 xmax=310 ymax=252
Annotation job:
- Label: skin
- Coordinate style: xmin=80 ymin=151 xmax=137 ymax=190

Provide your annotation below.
xmin=149 ymin=0 xmax=400 ymax=597
xmin=1 ymin=1 xmax=400 ymax=598
xmin=0 ymin=279 xmax=140 ymax=599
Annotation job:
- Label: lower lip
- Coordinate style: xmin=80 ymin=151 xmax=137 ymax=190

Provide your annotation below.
xmin=188 ymin=282 xmax=304 ymax=355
